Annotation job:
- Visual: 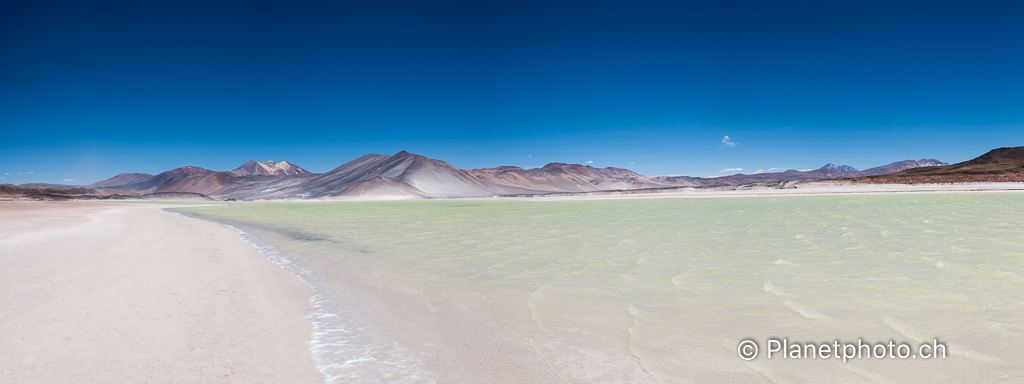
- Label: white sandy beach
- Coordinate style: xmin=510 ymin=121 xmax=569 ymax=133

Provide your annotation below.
xmin=0 ymin=202 xmax=323 ymax=383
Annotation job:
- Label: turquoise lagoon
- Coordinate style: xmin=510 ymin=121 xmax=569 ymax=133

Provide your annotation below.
xmin=175 ymin=193 xmax=1024 ymax=383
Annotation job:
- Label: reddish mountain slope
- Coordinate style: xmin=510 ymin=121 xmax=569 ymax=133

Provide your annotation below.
xmin=156 ymin=172 xmax=235 ymax=196
xmin=104 ymin=166 xmax=215 ymax=193
xmin=87 ymin=173 xmax=155 ymax=189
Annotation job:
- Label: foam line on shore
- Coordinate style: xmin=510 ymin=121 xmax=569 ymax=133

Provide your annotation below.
xmin=163 ymin=208 xmax=435 ymax=384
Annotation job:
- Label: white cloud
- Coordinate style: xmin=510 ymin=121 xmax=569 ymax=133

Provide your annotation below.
xmin=528 ymin=155 xmax=532 ymax=158
xmin=754 ymin=167 xmax=788 ymax=174
xmin=585 ymin=161 xmax=593 ymax=164
xmin=63 ymin=178 xmax=78 ymax=182
xmin=799 ymin=169 xmax=814 ymax=172
xmin=629 ymin=162 xmax=634 ymax=164
xmin=719 ymin=167 xmax=742 ymax=173
xmin=27 ymin=171 xmax=33 ymax=174
xmin=3 ymin=173 xmax=8 ymax=175
xmin=721 ymin=135 xmax=738 ymax=147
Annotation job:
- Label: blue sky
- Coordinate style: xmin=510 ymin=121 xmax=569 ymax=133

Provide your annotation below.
xmin=2 ymin=0 xmax=1022 ymax=184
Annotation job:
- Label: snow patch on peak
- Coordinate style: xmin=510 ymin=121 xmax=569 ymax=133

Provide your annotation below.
xmin=231 ymin=160 xmax=311 ymax=176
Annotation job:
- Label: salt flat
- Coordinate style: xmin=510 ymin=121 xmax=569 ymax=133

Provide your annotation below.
xmin=0 ymin=202 xmax=322 ymax=383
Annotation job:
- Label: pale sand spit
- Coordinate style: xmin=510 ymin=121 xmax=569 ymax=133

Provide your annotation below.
xmin=0 ymin=202 xmax=323 ymax=383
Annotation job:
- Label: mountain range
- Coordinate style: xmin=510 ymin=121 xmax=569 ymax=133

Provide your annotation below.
xmin=19 ymin=152 xmax=955 ymax=200
xmin=854 ymin=147 xmax=1024 ymax=184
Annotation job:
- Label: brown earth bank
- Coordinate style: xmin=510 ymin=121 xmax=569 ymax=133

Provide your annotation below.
xmin=0 ymin=184 xmax=102 ymax=196
xmin=851 ymin=173 xmax=1024 ymax=184
xmin=0 ymin=185 xmax=213 ymax=201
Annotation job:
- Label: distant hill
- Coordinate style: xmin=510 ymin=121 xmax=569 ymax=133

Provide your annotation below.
xmin=88 ymin=173 xmax=154 ymax=189
xmin=645 ymin=159 xmax=946 ymax=187
xmin=820 ymin=163 xmax=859 ymax=173
xmin=231 ymin=160 xmax=310 ymax=176
xmin=855 ymin=159 xmax=947 ymax=177
xmin=10 ymin=150 xmax=969 ymax=200
xmin=101 ymin=166 xmax=215 ymax=193
xmin=859 ymin=147 xmax=1024 ymax=183
xmin=465 ymin=163 xmax=671 ymax=192
xmin=157 ymin=172 xmax=236 ymax=195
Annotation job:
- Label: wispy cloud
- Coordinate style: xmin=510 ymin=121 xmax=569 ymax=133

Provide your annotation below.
xmin=799 ymin=169 xmax=814 ymax=172
xmin=754 ymin=167 xmax=788 ymax=174
xmin=721 ymin=135 xmax=738 ymax=147
xmin=0 ymin=177 xmax=5 ymax=180
xmin=27 ymin=171 xmax=33 ymax=174
xmin=63 ymin=178 xmax=78 ymax=182
xmin=585 ymin=160 xmax=593 ymax=164
xmin=719 ymin=167 xmax=742 ymax=173
xmin=3 ymin=173 xmax=8 ymax=175
xmin=629 ymin=162 xmax=634 ymax=164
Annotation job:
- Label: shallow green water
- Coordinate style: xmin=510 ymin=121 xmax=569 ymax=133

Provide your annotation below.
xmin=177 ymin=193 xmax=1024 ymax=383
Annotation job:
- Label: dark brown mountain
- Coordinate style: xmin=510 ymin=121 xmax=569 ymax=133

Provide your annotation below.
xmin=0 ymin=184 xmax=101 ymax=197
xmin=231 ymin=160 xmax=310 ymax=176
xmin=861 ymin=147 xmax=1024 ymax=183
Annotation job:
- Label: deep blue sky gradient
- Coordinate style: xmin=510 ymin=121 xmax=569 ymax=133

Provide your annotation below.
xmin=2 ymin=0 xmax=1023 ymax=184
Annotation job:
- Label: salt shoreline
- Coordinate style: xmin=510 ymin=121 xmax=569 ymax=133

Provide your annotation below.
xmin=166 ymin=208 xmax=433 ymax=383
xmin=0 ymin=201 xmax=323 ymax=383
xmin=484 ymin=181 xmax=1024 ymax=201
